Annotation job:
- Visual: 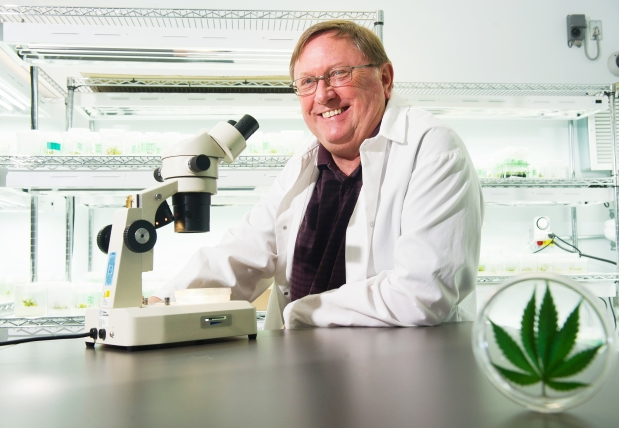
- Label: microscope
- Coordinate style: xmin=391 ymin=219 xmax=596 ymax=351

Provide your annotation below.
xmin=84 ymin=115 xmax=259 ymax=350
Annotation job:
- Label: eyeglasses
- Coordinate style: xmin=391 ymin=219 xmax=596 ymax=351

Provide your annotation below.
xmin=291 ymin=64 xmax=377 ymax=97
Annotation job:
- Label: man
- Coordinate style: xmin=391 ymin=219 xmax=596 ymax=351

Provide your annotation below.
xmin=151 ymin=20 xmax=484 ymax=329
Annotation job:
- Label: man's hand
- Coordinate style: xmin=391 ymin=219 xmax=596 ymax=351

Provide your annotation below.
xmin=148 ymin=296 xmax=162 ymax=304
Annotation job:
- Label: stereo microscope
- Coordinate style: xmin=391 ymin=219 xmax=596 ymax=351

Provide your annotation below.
xmin=84 ymin=115 xmax=259 ymax=350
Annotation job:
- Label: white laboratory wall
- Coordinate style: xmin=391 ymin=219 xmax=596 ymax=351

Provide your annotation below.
xmin=8 ymin=0 xmax=619 ymax=83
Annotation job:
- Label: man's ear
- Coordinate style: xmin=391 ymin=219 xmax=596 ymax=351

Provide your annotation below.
xmin=380 ymin=63 xmax=394 ymax=99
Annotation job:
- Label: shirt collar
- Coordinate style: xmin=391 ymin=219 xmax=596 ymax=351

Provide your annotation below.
xmin=317 ymin=144 xmax=362 ymax=178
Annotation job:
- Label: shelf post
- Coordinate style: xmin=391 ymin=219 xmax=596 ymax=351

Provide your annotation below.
xmin=611 ymin=85 xmax=619 ymax=269
xmin=66 ymin=77 xmax=75 ymax=131
xmin=568 ymin=120 xmax=578 ymax=248
xmin=373 ymin=10 xmax=384 ymax=43
xmin=88 ymin=207 xmax=93 ymax=272
xmin=30 ymin=194 xmax=38 ymax=283
xmin=30 ymin=66 xmax=38 ymax=130
xmin=65 ymin=196 xmax=75 ymax=282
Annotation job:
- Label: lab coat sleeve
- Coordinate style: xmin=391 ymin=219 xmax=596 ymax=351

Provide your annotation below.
xmin=283 ymin=127 xmax=483 ymax=328
xmin=152 ymin=166 xmax=290 ymax=302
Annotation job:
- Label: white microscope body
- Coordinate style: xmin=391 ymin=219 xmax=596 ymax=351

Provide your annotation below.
xmin=84 ymin=116 xmax=259 ymax=350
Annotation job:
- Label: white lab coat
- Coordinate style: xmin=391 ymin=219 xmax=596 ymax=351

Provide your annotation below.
xmin=154 ymin=93 xmax=484 ymax=329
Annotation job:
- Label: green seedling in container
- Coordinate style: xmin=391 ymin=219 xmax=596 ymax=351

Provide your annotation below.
xmin=21 ymin=298 xmax=37 ymax=307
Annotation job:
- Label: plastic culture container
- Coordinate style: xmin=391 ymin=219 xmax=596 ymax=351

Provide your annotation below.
xmin=142 ymin=132 xmax=162 ymax=155
xmin=47 ymin=282 xmax=73 ymax=316
xmin=536 ymin=255 xmax=553 ymax=273
xmin=174 ymin=288 xmax=231 ymax=304
xmin=64 ymin=128 xmax=92 ymax=155
xmin=552 ymin=256 xmax=571 ymax=275
xmin=99 ymin=128 xmax=125 ymax=155
xmin=16 ymin=130 xmax=46 ymax=155
xmin=245 ymin=131 xmax=264 ymax=154
xmin=503 ymin=257 xmax=520 ymax=275
xmin=44 ymin=132 xmax=63 ymax=154
xmin=14 ymin=283 xmax=47 ymax=317
xmin=125 ymin=131 xmax=144 ymax=155
xmin=519 ymin=255 xmax=537 ymax=273
xmin=0 ymin=131 xmax=17 ymax=155
xmin=72 ymin=284 xmax=101 ymax=315
xmin=569 ymin=257 xmax=588 ymax=275
xmin=0 ymin=274 xmax=28 ymax=304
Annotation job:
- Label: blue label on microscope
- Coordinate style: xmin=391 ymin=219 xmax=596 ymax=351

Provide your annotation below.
xmin=105 ymin=252 xmax=116 ymax=286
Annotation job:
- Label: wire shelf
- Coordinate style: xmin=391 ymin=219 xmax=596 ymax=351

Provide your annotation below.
xmin=0 ymin=155 xmax=162 ymax=170
xmin=477 ymin=274 xmax=619 ymax=284
xmin=393 ymin=82 xmax=610 ymax=98
xmin=0 ymin=312 xmax=268 ymax=334
xmin=479 ymin=178 xmax=614 ymax=188
xmin=73 ymin=77 xmax=293 ymax=94
xmin=0 ymin=6 xmax=378 ymax=30
xmin=0 ymin=155 xmax=292 ymax=170
xmin=0 ymin=316 xmax=85 ymax=328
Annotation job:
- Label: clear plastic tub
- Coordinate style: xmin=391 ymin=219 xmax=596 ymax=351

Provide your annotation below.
xmin=47 ymin=282 xmax=73 ymax=316
xmin=0 ymin=131 xmax=16 ymax=155
xmin=72 ymin=284 xmax=101 ymax=315
xmin=174 ymin=288 xmax=231 ymax=304
xmin=142 ymin=132 xmax=162 ymax=155
xmin=519 ymin=255 xmax=537 ymax=273
xmin=16 ymin=130 xmax=46 ymax=155
xmin=569 ymin=257 xmax=589 ymax=274
xmin=552 ymin=256 xmax=571 ymax=274
xmin=125 ymin=131 xmax=144 ymax=155
xmin=64 ymin=128 xmax=92 ymax=155
xmin=14 ymin=283 xmax=47 ymax=317
xmin=99 ymin=128 xmax=125 ymax=155
xmin=503 ymin=257 xmax=521 ymax=275
xmin=536 ymin=254 xmax=554 ymax=273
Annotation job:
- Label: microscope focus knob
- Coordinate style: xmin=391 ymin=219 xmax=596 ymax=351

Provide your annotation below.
xmin=96 ymin=224 xmax=113 ymax=254
xmin=123 ymin=220 xmax=157 ymax=253
xmin=188 ymin=155 xmax=211 ymax=173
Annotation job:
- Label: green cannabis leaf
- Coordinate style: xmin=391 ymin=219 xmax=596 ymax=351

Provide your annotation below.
xmin=490 ymin=283 xmax=602 ymax=396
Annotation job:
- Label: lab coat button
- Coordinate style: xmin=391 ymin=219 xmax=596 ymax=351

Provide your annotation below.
xmin=283 ymin=225 xmax=288 ymax=230
xmin=370 ymin=221 xmax=374 ymax=227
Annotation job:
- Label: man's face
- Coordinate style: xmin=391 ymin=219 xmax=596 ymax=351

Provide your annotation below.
xmin=294 ymin=32 xmax=394 ymax=160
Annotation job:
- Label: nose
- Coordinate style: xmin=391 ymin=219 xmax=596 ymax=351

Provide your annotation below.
xmin=314 ymin=78 xmax=335 ymax=105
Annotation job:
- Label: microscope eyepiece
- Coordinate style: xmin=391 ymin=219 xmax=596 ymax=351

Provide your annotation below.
xmin=233 ymin=114 xmax=259 ymax=141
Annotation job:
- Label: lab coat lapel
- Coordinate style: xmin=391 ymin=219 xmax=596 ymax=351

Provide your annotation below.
xmin=344 ymin=95 xmax=407 ymax=282
xmin=345 ymin=137 xmax=387 ymax=282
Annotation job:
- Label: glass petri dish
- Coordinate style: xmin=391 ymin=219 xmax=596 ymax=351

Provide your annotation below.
xmin=472 ymin=272 xmax=617 ymax=413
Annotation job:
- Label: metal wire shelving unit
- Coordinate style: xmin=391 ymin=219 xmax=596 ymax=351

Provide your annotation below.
xmin=0 ymin=311 xmax=268 ymax=336
xmin=393 ymin=82 xmax=609 ymax=97
xmin=0 ymin=7 xmax=379 ymax=29
xmin=0 ymin=154 xmax=292 ymax=170
xmin=476 ymin=273 xmax=619 ymax=284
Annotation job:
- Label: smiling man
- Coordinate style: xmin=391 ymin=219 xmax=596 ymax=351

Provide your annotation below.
xmin=152 ymin=20 xmax=484 ymax=329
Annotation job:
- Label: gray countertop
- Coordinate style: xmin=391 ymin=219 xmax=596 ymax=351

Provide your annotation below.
xmin=0 ymin=323 xmax=617 ymax=428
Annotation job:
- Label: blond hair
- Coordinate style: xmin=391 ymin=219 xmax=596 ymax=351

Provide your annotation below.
xmin=289 ymin=20 xmax=390 ymax=79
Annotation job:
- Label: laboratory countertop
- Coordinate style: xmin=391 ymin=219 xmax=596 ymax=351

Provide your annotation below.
xmin=0 ymin=323 xmax=617 ymax=428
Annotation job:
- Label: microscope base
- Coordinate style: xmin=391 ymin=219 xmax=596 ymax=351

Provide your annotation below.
xmin=84 ymin=301 xmax=257 ymax=349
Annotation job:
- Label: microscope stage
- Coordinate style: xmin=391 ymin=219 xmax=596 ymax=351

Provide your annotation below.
xmin=84 ymin=301 xmax=257 ymax=349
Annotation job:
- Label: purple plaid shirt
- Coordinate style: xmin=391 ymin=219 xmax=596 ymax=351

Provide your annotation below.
xmin=289 ymin=144 xmax=363 ymax=302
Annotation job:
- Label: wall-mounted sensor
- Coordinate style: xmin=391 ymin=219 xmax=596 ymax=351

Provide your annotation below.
xmin=567 ymin=14 xmax=586 ymax=47
xmin=608 ymin=51 xmax=619 ymax=77
xmin=533 ymin=216 xmax=552 ymax=243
